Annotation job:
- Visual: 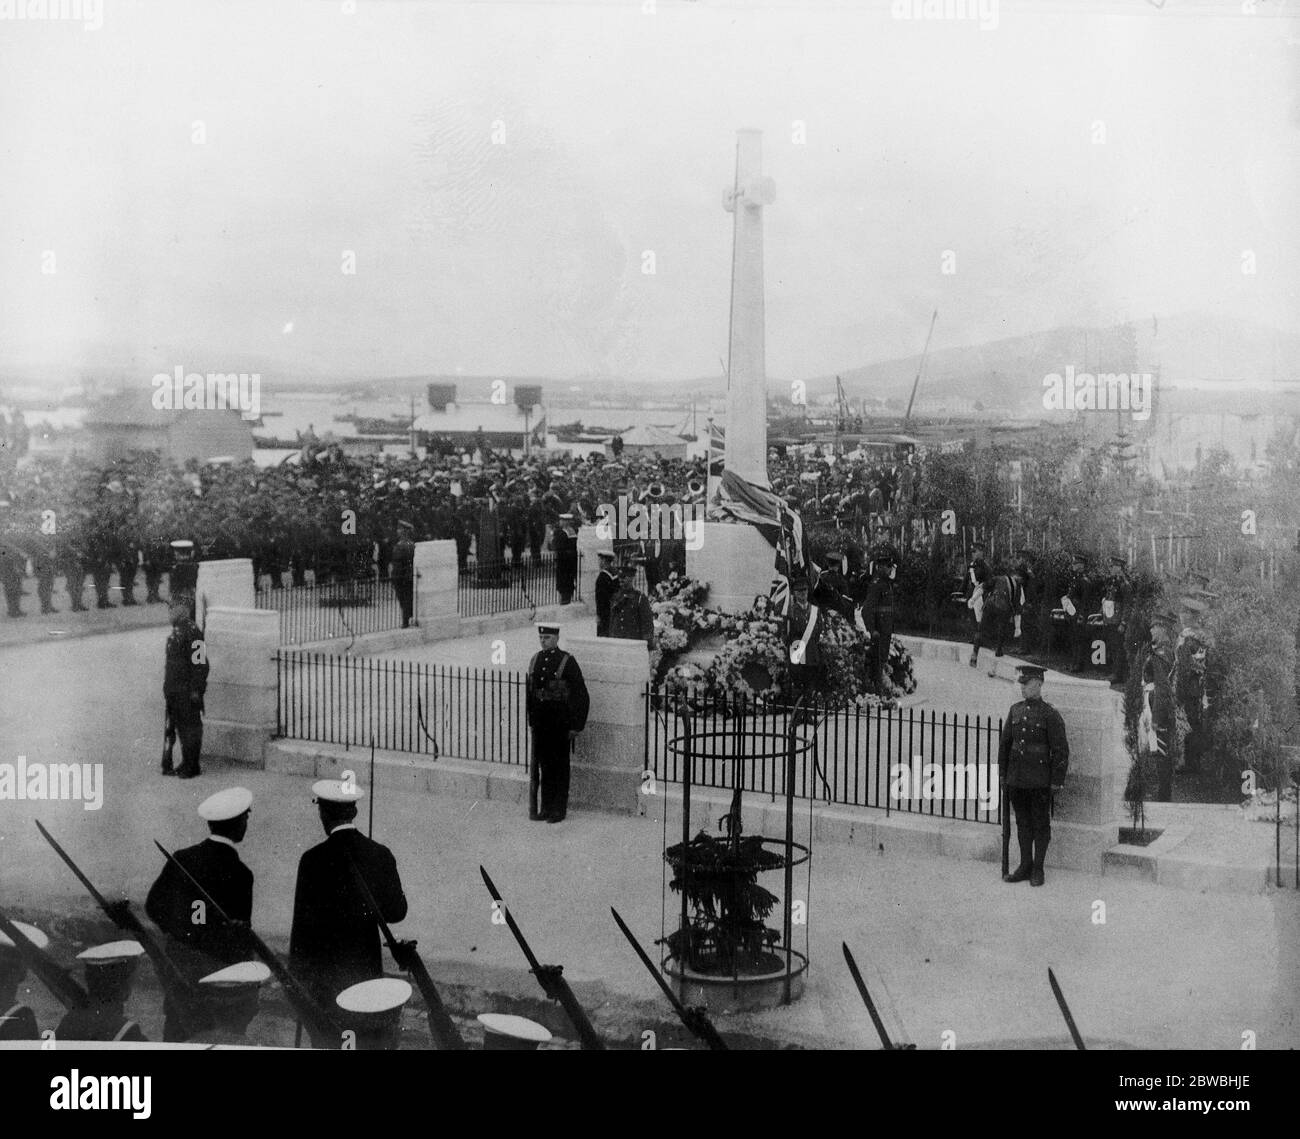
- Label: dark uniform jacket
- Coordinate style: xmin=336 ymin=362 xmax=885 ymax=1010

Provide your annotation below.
xmin=526 ymin=648 xmax=590 ymax=731
xmin=289 ymin=825 xmax=408 ymax=1005
xmin=54 ymin=1008 xmax=147 ymax=1043
xmin=608 ymin=588 xmax=655 ymax=645
xmin=594 ymin=569 xmax=618 ymax=634
xmin=998 ymin=696 xmax=1070 ymax=789
xmin=965 ymin=556 xmax=990 ymax=600
xmin=389 ymin=537 xmax=415 ymax=582
xmin=163 ymin=618 xmax=209 ymax=699
xmin=0 ymin=1003 xmax=38 ymax=1040
xmin=145 ymin=837 xmax=253 ymax=974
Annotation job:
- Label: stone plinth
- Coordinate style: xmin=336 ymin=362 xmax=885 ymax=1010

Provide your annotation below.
xmin=575 ymin=525 xmax=605 ymax=609
xmin=414 ymin=539 xmax=459 ymax=642
xmin=565 ymin=635 xmax=647 ymax=814
xmin=688 ymin=522 xmax=776 ymax=615
xmin=1037 ymin=672 xmax=1128 ymax=870
xmin=202 ymin=607 xmax=279 ymax=766
xmin=195 ymin=559 xmax=254 ymax=630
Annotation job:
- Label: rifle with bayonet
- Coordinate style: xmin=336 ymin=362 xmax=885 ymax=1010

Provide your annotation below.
xmin=842 ymin=941 xmax=916 ymax=1050
xmin=610 ymin=906 xmax=728 ymax=1051
xmin=162 ymin=706 xmax=176 ymax=773
xmin=153 ymin=839 xmax=342 ymax=1046
xmin=1047 ymin=967 xmax=1086 ymax=1050
xmin=346 ymin=854 xmax=466 ymax=1050
xmin=0 ymin=902 xmax=89 ymax=1011
xmin=1001 ymin=776 xmax=1011 ymax=879
xmin=479 ymin=865 xmax=604 ymax=1050
xmin=35 ymin=820 xmax=208 ymax=1037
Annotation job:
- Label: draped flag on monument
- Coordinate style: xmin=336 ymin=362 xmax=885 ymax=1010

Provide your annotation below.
xmin=709 ymin=470 xmax=816 ymax=637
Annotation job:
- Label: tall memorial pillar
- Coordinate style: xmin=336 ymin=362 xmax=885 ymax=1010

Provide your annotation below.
xmin=691 ymin=129 xmax=783 ymax=613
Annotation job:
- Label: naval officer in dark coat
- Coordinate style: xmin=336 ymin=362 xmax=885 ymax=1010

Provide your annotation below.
xmin=0 ymin=920 xmax=46 ymax=1041
xmin=145 ymin=786 xmax=255 ymax=1040
xmin=998 ymin=665 xmax=1069 ymax=886
xmin=593 ymin=550 xmax=618 ymax=636
xmin=290 ymin=779 xmax=408 ymax=1043
xmin=526 ymin=623 xmax=590 ymax=823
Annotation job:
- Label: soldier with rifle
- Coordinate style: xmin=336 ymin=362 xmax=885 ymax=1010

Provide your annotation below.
xmin=0 ymin=906 xmax=90 ymax=1033
xmin=163 ymin=599 xmax=209 ymax=778
xmin=54 ymin=942 xmax=149 ymax=1043
xmin=526 ymin=623 xmax=590 ymax=823
xmin=36 ymin=819 xmax=210 ymax=1039
xmin=479 ymin=866 xmax=604 ymax=1050
xmin=189 ymin=961 xmax=271 ymax=1046
xmin=0 ymin=919 xmax=48 ymax=1040
xmin=145 ymin=787 xmax=255 ymax=1041
xmin=154 ymin=838 xmax=342 ymax=1048
xmin=998 ymin=665 xmax=1070 ymax=886
xmin=290 ymin=780 xmax=408 ymax=1044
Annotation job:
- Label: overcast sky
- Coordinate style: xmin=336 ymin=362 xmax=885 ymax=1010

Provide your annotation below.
xmin=1 ymin=0 xmax=1296 ymax=387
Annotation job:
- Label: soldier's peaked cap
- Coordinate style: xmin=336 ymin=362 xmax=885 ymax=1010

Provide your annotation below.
xmin=536 ymin=623 xmax=560 ymax=635
xmin=477 ymin=1012 xmax=552 ymax=1048
xmin=312 ymin=778 xmax=365 ymax=803
xmin=0 ymin=920 xmax=49 ymax=953
xmin=1015 ymin=665 xmax=1047 ymax=681
xmin=336 ymin=977 xmax=411 ymax=1021
xmin=1108 ymin=555 xmax=1127 ymax=568
xmin=78 ymin=941 xmax=145 ymax=965
xmin=1014 ymin=548 xmax=1038 ymax=560
xmin=200 ymin=960 xmax=271 ymax=987
xmin=596 ymin=550 xmax=616 ymax=561
xmin=198 ymin=786 xmax=253 ymax=822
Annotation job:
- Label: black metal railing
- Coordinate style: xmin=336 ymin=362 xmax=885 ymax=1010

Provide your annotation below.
xmin=276 ymin=652 xmax=529 ymax=765
xmin=457 ymin=552 xmax=582 ymax=617
xmin=645 ymin=686 xmax=1003 ymax=825
xmin=256 ymin=576 xmax=413 ymax=645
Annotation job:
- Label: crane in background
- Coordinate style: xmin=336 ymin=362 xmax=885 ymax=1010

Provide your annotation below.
xmin=903 ymin=308 xmax=939 ymax=429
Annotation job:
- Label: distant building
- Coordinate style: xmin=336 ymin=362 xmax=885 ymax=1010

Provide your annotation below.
xmin=412 ymin=380 xmax=546 ymax=455
xmin=83 ymin=388 xmax=253 ymax=465
xmin=607 ymin=423 xmax=687 ymax=460
xmin=1135 ymin=386 xmax=1300 ymax=477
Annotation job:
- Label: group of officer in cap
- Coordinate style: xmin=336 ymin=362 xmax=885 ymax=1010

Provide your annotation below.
xmin=1 ymin=773 xmax=560 ymax=1048
xmin=593 ymin=550 xmax=656 ymax=646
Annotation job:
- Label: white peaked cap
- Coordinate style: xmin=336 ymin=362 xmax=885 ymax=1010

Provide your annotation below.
xmin=0 ymin=921 xmax=49 ymax=951
xmin=198 ymin=786 xmax=253 ymax=821
xmin=477 ymin=1013 xmax=552 ymax=1043
xmin=312 ymin=778 xmax=365 ymax=803
xmin=200 ymin=961 xmax=271 ymax=986
xmin=77 ymin=940 xmax=145 ymax=963
xmin=336 ymin=977 xmax=412 ymax=1013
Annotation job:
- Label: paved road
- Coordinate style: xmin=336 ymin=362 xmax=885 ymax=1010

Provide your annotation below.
xmin=1 ymin=628 xmax=1297 ymax=1048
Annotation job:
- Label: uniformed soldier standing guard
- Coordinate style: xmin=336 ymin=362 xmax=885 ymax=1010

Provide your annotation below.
xmin=860 ymin=543 xmax=898 ymax=693
xmin=168 ymin=539 xmax=199 ymax=619
xmin=1101 ymin=556 xmax=1132 ymax=685
xmin=0 ymin=920 xmax=45 ymax=1040
xmin=998 ymin=665 xmax=1069 ymax=887
xmin=389 ymin=519 xmax=416 ymax=628
xmin=1142 ymin=614 xmax=1178 ymax=800
xmin=145 ymin=787 xmax=255 ymax=1041
xmin=526 ymin=624 xmax=590 ymax=823
xmin=290 ymin=780 xmax=408 ymax=1044
xmin=163 ymin=601 xmax=209 ymax=779
xmin=54 ymin=941 xmax=148 ymax=1043
xmin=594 ymin=550 xmax=618 ymax=637
xmin=552 ymin=514 xmax=579 ymax=604
xmin=1062 ymin=551 xmax=1092 ymax=673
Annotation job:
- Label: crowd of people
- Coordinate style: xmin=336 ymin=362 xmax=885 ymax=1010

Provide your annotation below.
xmin=0 ymin=440 xmax=926 ymax=619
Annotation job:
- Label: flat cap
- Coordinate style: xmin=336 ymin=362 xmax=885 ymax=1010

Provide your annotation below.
xmin=198 ymin=786 xmax=253 ymax=822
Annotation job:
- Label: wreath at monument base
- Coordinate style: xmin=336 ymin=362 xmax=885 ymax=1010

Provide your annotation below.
xmin=649 ymin=573 xmax=917 ymax=711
